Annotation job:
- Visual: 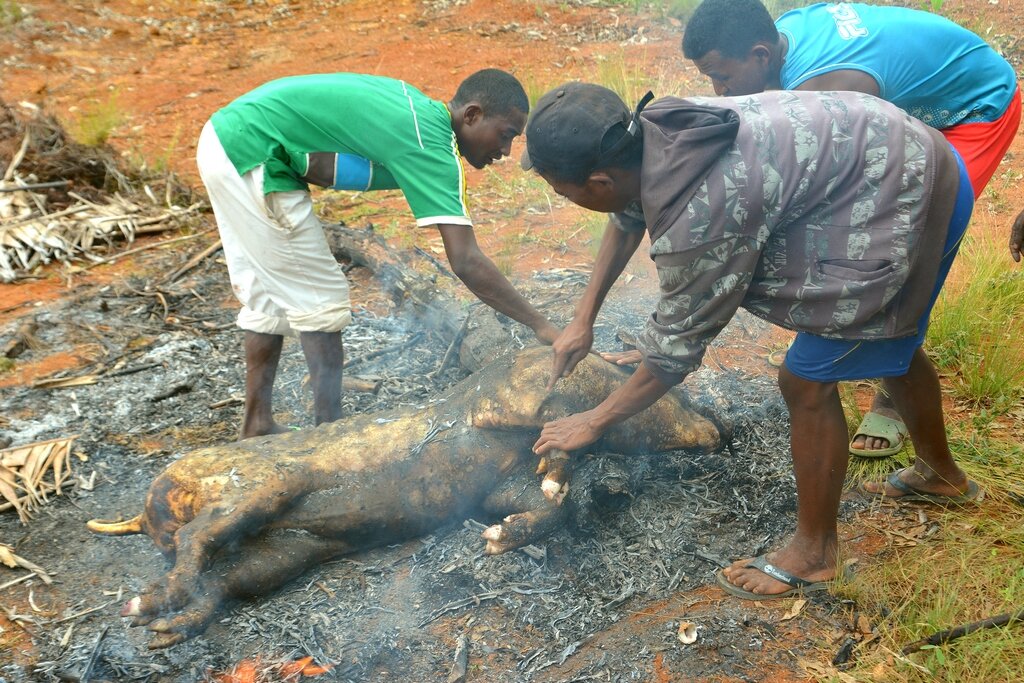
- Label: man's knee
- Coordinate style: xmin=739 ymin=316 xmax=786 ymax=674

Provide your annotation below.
xmin=778 ymin=365 xmax=837 ymax=409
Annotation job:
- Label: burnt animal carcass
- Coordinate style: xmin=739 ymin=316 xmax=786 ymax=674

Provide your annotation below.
xmin=88 ymin=347 xmax=720 ymax=648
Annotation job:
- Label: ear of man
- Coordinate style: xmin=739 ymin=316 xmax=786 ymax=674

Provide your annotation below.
xmin=461 ymin=102 xmax=484 ymax=126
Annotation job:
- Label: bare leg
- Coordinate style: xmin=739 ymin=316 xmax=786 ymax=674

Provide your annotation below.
xmin=721 ymin=367 xmax=845 ymax=596
xmin=299 ymin=330 xmax=343 ymax=426
xmin=861 ymin=348 xmax=969 ymax=497
xmin=849 ymin=387 xmax=903 ymax=452
xmin=241 ymin=331 xmax=287 ymax=439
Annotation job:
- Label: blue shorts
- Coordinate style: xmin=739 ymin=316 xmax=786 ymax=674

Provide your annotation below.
xmin=783 ymin=147 xmax=973 ymax=383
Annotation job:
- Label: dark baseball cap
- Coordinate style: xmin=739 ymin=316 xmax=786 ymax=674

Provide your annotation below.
xmin=521 ymin=82 xmax=654 ymax=177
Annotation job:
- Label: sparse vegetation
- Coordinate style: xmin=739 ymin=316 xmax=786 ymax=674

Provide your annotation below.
xmin=841 ymin=227 xmax=1024 ymax=681
xmin=0 ymin=0 xmax=23 ymax=27
xmin=926 ymin=232 xmax=1024 ymax=415
xmin=72 ymin=93 xmax=125 ymax=147
xmin=610 ymin=0 xmax=805 ymax=21
xmin=592 ymin=48 xmax=690 ymax=106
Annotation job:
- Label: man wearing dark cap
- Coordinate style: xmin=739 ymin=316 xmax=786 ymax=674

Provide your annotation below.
xmin=525 ymin=82 xmax=980 ymax=599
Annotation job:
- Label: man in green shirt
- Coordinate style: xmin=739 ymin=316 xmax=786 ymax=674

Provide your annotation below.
xmin=197 ymin=69 xmax=558 ymax=438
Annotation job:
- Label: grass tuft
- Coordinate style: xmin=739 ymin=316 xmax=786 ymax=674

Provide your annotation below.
xmin=72 ymin=93 xmax=125 ymax=147
xmin=0 ymin=0 xmax=23 ymax=27
xmin=926 ymin=231 xmax=1024 ymax=418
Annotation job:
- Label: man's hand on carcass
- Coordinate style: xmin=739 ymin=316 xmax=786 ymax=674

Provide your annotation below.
xmin=547 ymin=320 xmax=594 ymax=389
xmin=599 ymin=348 xmax=643 ymax=366
xmin=533 ymin=411 xmax=605 ymax=504
xmin=1011 ymin=208 xmax=1024 ymax=263
xmin=533 ymin=410 xmax=604 ymax=456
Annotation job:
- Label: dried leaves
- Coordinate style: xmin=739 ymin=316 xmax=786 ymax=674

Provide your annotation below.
xmin=0 ymin=102 xmax=203 ymax=282
xmin=0 ymin=542 xmax=52 ymax=584
xmin=0 ymin=434 xmax=77 ymax=524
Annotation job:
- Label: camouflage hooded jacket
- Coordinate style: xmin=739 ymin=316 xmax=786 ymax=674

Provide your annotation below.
xmin=612 ymin=90 xmax=958 ymax=386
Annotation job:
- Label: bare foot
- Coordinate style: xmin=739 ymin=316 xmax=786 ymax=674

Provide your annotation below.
xmin=239 ymin=421 xmax=290 ymax=440
xmin=860 ymin=466 xmax=969 ymax=499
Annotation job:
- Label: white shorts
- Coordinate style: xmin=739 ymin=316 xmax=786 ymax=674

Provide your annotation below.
xmin=196 ymin=121 xmax=351 ymax=336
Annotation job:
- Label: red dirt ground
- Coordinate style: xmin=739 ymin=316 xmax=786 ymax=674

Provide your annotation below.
xmin=2 ymin=0 xmax=1023 ymax=681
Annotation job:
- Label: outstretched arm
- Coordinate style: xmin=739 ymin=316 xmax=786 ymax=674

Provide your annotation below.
xmin=1011 ymin=208 xmax=1024 ymax=263
xmin=437 ymin=224 xmax=560 ymax=343
xmin=550 ymin=221 xmax=645 ymax=387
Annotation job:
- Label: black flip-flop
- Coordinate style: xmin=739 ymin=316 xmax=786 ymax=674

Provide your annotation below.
xmin=715 ymin=555 xmax=845 ymax=601
xmin=858 ymin=468 xmax=982 ymax=506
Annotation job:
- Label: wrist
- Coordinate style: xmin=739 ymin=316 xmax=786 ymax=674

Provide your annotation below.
xmin=586 ymin=407 xmax=618 ymax=433
xmin=573 ymin=304 xmax=599 ymax=327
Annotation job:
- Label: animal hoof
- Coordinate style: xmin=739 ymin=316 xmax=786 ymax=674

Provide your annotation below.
xmin=541 ymin=478 xmax=567 ymax=504
xmin=121 ymin=597 xmax=142 ymax=617
xmin=148 ymin=618 xmax=171 ymax=632
xmin=148 ymin=632 xmax=186 ymax=649
xmin=481 ymin=524 xmax=505 ymax=542
xmin=483 ymin=540 xmax=507 ymax=555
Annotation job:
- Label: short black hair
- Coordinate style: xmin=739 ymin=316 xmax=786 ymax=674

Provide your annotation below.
xmin=682 ymin=0 xmax=778 ymax=60
xmin=451 ymin=68 xmax=529 ymax=117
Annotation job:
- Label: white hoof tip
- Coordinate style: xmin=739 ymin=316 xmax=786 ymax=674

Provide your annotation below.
xmin=121 ymin=597 xmax=142 ymax=617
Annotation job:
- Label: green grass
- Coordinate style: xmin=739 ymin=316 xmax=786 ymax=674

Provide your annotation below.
xmin=925 ymin=232 xmax=1024 ymax=419
xmin=0 ymin=0 xmax=23 ymax=27
xmin=592 ymin=48 xmax=690 ymax=107
xmin=841 ymin=434 xmax=1024 ymax=682
xmin=838 ymin=229 xmax=1024 ymax=682
xmin=72 ymin=93 xmax=125 ymax=147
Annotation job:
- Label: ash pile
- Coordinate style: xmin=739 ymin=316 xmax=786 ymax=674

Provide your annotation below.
xmin=0 ymin=213 xmax=855 ymax=681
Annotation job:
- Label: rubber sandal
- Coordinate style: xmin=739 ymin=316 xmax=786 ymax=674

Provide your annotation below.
xmin=767 ymin=340 xmax=793 ymax=368
xmin=849 ymin=412 xmax=907 ymax=458
xmin=715 ymin=555 xmax=849 ymax=601
xmin=858 ymin=467 xmax=982 ymax=506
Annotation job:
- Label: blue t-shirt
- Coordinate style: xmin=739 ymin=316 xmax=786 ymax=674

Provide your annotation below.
xmin=777 ymin=3 xmax=1017 ymax=129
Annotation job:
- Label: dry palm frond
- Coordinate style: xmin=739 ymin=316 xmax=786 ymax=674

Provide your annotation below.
xmin=0 ymin=435 xmax=78 ymax=525
xmin=0 ymin=98 xmax=204 ymax=282
xmin=0 ymin=543 xmax=53 ymax=584
xmin=0 ymin=175 xmax=203 ymax=281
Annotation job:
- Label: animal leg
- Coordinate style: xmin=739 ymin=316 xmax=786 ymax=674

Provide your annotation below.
xmin=140 ymin=530 xmax=351 ymax=649
xmin=479 ymin=472 xmax=569 ymax=554
xmin=535 ymin=448 xmax=573 ymax=505
xmin=124 ymin=471 xmax=310 ymax=621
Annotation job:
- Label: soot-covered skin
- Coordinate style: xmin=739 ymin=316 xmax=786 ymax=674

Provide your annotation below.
xmin=88 ymin=347 xmax=720 ymax=648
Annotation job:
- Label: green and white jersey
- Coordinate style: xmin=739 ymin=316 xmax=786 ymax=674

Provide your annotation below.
xmin=210 ymin=73 xmax=471 ymax=227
